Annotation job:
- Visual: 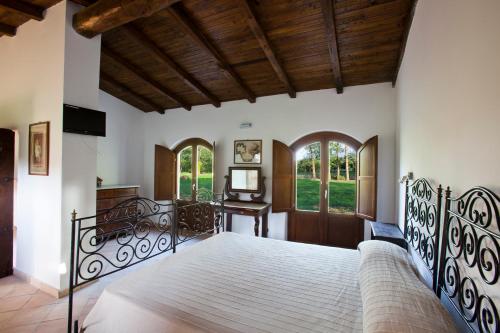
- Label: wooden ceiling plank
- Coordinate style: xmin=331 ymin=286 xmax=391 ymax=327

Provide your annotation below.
xmin=73 ymin=0 xmax=182 ymax=38
xmin=0 ymin=0 xmax=45 ymax=21
xmin=102 ymin=45 xmax=191 ymax=111
xmin=101 ymin=73 xmax=165 ymax=114
xmin=320 ymin=0 xmax=343 ymax=94
xmin=392 ymin=0 xmax=417 ymax=87
xmin=0 ymin=22 xmax=16 ymax=37
xmin=237 ymin=0 xmax=296 ymax=98
xmin=167 ymin=4 xmax=256 ymax=103
xmin=122 ymin=24 xmax=221 ymax=108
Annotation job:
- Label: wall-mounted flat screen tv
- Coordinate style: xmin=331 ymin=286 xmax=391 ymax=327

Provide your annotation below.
xmin=63 ymin=104 xmax=106 ymax=137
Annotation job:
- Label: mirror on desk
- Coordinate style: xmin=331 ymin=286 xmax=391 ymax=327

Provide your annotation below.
xmin=229 ymin=167 xmax=261 ymax=193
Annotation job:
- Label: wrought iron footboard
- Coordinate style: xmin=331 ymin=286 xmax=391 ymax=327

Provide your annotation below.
xmin=67 ymin=192 xmax=224 ymax=333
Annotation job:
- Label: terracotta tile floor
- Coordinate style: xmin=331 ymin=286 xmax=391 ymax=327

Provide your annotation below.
xmin=0 ymin=236 xmax=202 ymax=333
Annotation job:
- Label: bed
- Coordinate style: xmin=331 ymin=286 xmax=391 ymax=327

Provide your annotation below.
xmin=83 ymin=232 xmax=363 ymax=332
xmin=67 ymin=181 xmax=499 ymax=333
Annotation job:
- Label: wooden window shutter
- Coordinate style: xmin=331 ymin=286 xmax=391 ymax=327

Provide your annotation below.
xmin=212 ymin=141 xmax=216 ymax=193
xmin=272 ymin=140 xmax=294 ymax=212
xmin=356 ymin=136 xmax=378 ymax=221
xmin=154 ymin=144 xmax=176 ymax=200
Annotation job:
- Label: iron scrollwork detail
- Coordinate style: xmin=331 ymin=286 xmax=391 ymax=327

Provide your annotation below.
xmin=176 ymin=191 xmax=224 ymax=244
xmin=404 ymin=178 xmax=442 ymax=276
xmin=439 ymin=187 xmax=499 ymax=333
xmin=75 ymin=198 xmax=175 ymax=283
xmin=69 ymin=192 xmax=225 ymax=333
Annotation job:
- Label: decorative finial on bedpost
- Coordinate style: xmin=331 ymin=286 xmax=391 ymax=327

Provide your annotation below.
xmin=71 ymin=209 xmax=77 ymax=223
xmin=445 ymin=186 xmax=451 ymax=199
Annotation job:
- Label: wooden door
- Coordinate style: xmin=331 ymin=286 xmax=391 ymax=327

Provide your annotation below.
xmin=0 ymin=129 xmax=14 ymax=278
xmin=356 ymin=136 xmax=378 ymax=221
xmin=173 ymin=138 xmax=214 ymax=202
xmin=154 ymin=145 xmax=176 ymax=200
xmin=292 ymin=139 xmax=326 ymax=244
xmin=284 ymin=132 xmax=371 ymax=249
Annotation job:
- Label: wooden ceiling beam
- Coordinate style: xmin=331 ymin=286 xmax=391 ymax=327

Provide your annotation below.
xmin=0 ymin=22 xmax=16 ymax=37
xmin=122 ymin=25 xmax=221 ymax=108
xmin=237 ymin=0 xmax=296 ymax=98
xmin=73 ymin=0 xmax=181 ymax=38
xmin=392 ymin=0 xmax=418 ymax=87
xmin=0 ymin=0 xmax=45 ymax=21
xmin=167 ymin=5 xmax=256 ymax=103
xmin=70 ymin=0 xmax=97 ymax=6
xmin=320 ymin=0 xmax=344 ymax=94
xmin=102 ymin=45 xmax=191 ymax=111
xmin=101 ymin=73 xmax=165 ymax=114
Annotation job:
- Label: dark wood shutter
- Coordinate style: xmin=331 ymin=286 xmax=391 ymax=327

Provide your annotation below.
xmin=356 ymin=136 xmax=378 ymax=221
xmin=212 ymin=141 xmax=216 ymax=193
xmin=272 ymin=140 xmax=294 ymax=212
xmin=154 ymin=144 xmax=176 ymax=200
xmin=0 ymin=129 xmax=14 ymax=278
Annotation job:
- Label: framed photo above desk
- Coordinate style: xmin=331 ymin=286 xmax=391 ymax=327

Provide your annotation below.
xmin=234 ymin=140 xmax=262 ymax=164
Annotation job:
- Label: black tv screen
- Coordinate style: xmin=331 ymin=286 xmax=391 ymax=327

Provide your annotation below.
xmin=63 ymin=104 xmax=106 ymax=137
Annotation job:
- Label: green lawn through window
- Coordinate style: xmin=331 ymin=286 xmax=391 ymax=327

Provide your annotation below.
xmin=179 ymin=172 xmax=213 ymax=199
xmin=179 ymin=174 xmax=355 ymax=213
xmin=296 ymin=178 xmax=356 ymax=213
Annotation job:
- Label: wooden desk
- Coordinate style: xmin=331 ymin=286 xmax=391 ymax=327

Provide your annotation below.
xmin=224 ymin=201 xmax=271 ymax=237
xmin=96 ymin=185 xmax=139 ymax=237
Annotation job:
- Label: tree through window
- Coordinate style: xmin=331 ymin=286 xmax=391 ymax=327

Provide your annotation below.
xmin=294 ymin=133 xmax=358 ymax=215
xmin=328 ymin=142 xmax=356 ymax=214
xmin=175 ymin=139 xmax=213 ymax=201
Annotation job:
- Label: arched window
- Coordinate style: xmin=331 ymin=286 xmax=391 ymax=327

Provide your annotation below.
xmin=173 ymin=138 xmax=213 ymax=201
xmin=291 ymin=132 xmax=360 ymax=215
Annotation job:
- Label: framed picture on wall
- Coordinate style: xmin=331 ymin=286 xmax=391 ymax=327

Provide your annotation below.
xmin=234 ymin=139 xmax=262 ymax=164
xmin=29 ymin=121 xmax=50 ymax=176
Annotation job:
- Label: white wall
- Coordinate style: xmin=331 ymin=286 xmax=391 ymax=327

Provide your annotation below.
xmin=60 ymin=1 xmax=101 ymax=290
xmin=396 ymin=0 xmax=500 ymax=229
xmin=0 ymin=2 xmax=66 ymax=289
xmin=97 ymin=90 xmax=145 ymax=190
xmin=143 ymin=84 xmax=397 ymax=240
xmin=0 ymin=1 xmax=104 ymax=291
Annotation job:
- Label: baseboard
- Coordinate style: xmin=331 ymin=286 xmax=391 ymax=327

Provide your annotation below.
xmin=13 ymin=268 xmax=98 ymax=299
xmin=13 ymin=268 xmax=60 ymax=298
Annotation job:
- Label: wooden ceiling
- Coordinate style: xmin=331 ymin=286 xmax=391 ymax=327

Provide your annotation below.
xmin=2 ymin=0 xmax=417 ymax=114
xmin=0 ymin=0 xmax=62 ymax=37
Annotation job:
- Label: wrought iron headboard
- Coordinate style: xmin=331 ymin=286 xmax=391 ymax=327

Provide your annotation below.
xmin=404 ymin=178 xmax=443 ymax=293
xmin=438 ymin=186 xmax=499 ymax=333
xmin=67 ymin=192 xmax=224 ymax=333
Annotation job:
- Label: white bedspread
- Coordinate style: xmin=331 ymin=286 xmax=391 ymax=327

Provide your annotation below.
xmin=83 ymin=232 xmax=363 ymax=333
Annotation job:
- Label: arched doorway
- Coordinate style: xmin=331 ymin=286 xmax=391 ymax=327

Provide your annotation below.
xmin=173 ymin=138 xmax=214 ymax=202
xmin=273 ymin=132 xmax=378 ymax=249
xmin=290 ymin=132 xmax=362 ymax=248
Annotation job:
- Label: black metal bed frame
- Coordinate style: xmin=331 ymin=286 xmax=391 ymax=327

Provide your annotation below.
xmin=438 ymin=187 xmax=499 ymax=333
xmin=404 ymin=178 xmax=443 ymax=293
xmin=404 ymin=178 xmax=499 ymax=333
xmin=67 ymin=191 xmax=224 ymax=333
xmin=66 ymin=179 xmax=498 ymax=333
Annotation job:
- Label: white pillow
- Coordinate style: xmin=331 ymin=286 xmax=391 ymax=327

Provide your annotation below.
xmin=358 ymin=240 xmax=457 ymax=333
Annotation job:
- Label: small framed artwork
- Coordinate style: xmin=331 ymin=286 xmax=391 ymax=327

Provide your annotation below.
xmin=234 ymin=139 xmax=262 ymax=164
xmin=29 ymin=121 xmax=50 ymax=176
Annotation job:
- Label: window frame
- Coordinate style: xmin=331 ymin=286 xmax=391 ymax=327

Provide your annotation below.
xmin=290 ymin=131 xmax=362 ymax=215
xmin=173 ymin=138 xmax=213 ymax=201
